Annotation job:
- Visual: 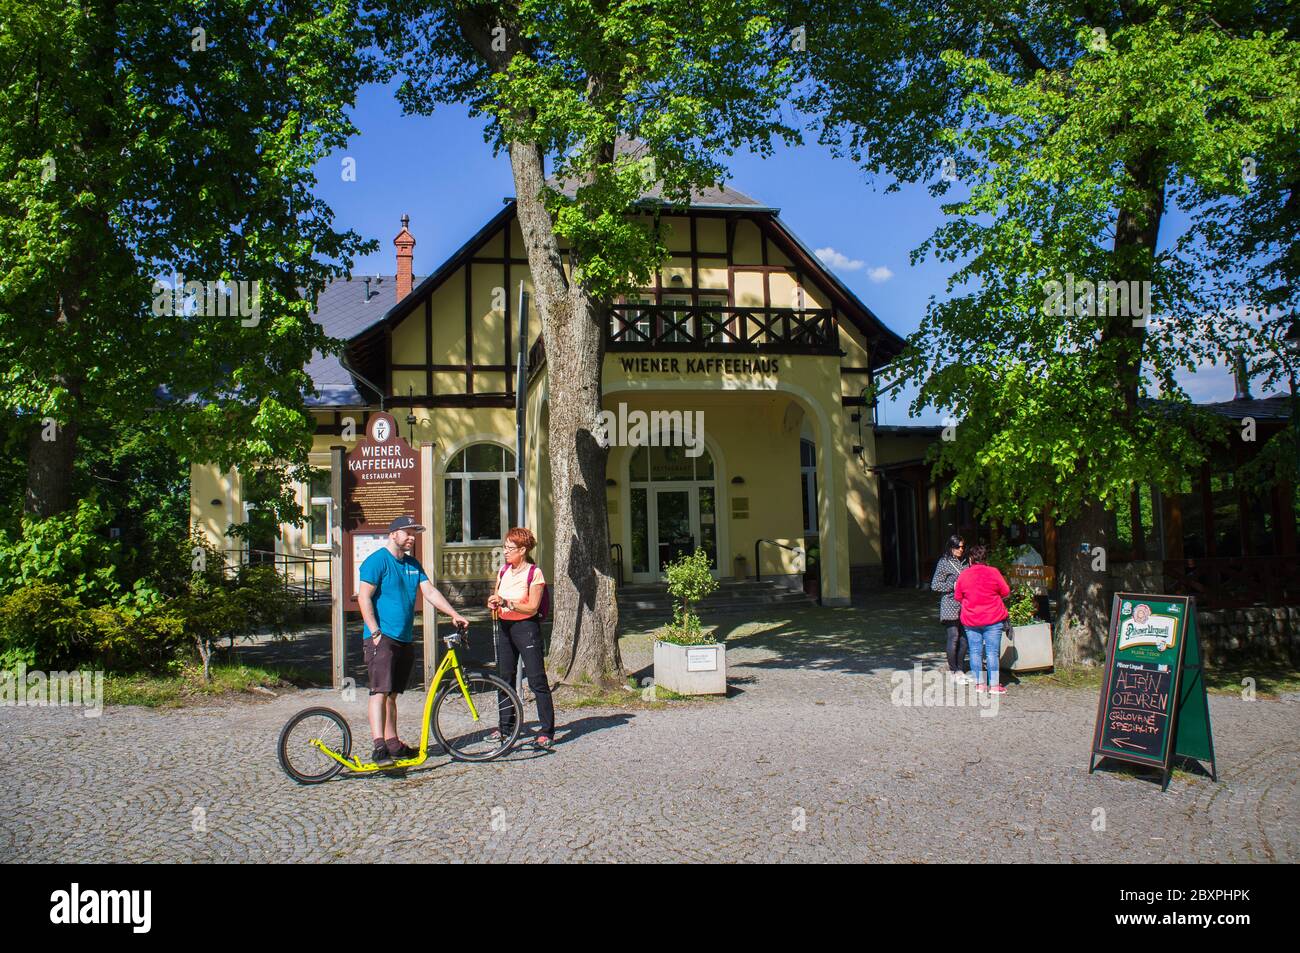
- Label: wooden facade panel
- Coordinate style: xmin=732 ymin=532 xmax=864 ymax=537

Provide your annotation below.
xmin=392 ymin=369 xmax=424 ymax=397
xmin=471 ymin=262 xmax=506 ymax=364
xmin=429 ymin=269 xmax=467 ymax=363
xmin=432 ymin=370 xmax=465 ymax=394
xmin=733 ymin=271 xmax=765 ymax=307
xmin=838 ymin=320 xmax=870 ymax=361
xmin=660 ymin=256 xmax=692 ymax=287
xmin=803 ymin=282 xmax=830 ymax=309
xmin=732 ymin=219 xmax=763 ymax=264
xmin=390 ymin=303 xmax=425 ymax=358
xmin=697 ymin=264 xmax=729 ymax=290
xmin=476 ymin=370 xmax=508 ymax=393
xmin=769 ymin=272 xmax=801 ymax=310
xmin=508 ymin=264 xmax=542 ymax=349
xmin=478 ymin=228 xmax=505 ymax=257
xmin=696 ymin=217 xmax=726 ymax=252
xmin=662 ymin=215 xmax=691 ymax=251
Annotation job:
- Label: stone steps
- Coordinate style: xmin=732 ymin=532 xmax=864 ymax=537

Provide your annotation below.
xmin=616 ymin=578 xmax=815 ymax=629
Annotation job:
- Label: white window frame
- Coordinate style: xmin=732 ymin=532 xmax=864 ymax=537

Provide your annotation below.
xmin=444 ymin=445 xmax=517 ymax=546
xmin=305 ymin=468 xmax=333 ymax=551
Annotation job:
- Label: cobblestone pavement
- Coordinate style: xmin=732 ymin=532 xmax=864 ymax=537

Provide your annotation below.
xmin=3 ymin=590 xmax=1297 ymax=862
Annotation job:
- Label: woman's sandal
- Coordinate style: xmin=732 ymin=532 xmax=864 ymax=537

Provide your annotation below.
xmin=533 ymin=734 xmax=554 ymax=750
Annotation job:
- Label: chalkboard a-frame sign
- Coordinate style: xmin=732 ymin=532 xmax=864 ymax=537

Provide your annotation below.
xmin=1089 ymin=593 xmax=1217 ymax=790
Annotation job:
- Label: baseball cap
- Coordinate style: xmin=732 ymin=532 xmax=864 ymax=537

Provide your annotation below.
xmin=387 ymin=516 xmax=426 ymax=533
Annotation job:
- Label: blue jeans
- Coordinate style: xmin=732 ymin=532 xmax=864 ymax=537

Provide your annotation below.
xmin=965 ymin=623 xmax=1004 ymax=686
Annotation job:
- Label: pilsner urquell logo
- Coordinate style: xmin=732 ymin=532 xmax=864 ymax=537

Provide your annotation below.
xmin=1117 ymin=603 xmax=1178 ymax=652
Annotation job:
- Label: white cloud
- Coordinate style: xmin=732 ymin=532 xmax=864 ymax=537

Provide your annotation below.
xmin=867 ymin=266 xmax=894 ymax=283
xmin=814 ymin=247 xmax=864 ymax=272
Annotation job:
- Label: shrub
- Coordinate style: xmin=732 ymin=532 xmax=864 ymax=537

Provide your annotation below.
xmin=86 ymin=604 xmax=187 ymax=673
xmin=0 ymin=583 xmax=93 ymax=670
xmin=660 ymin=548 xmax=719 ymax=646
xmin=0 ymin=497 xmax=124 ymax=605
xmin=1007 ymin=583 xmax=1040 ymax=627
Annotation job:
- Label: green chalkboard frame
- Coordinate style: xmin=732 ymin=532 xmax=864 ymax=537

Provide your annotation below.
xmin=1089 ymin=592 xmax=1217 ymax=791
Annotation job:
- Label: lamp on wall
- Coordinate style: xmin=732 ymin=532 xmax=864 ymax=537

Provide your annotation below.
xmin=606 ymin=478 xmax=617 ymax=487
xmin=406 ymin=385 xmax=417 ymax=441
xmin=731 ymin=476 xmax=745 ymax=485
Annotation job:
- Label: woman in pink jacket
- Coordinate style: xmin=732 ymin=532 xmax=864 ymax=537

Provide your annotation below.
xmin=953 ymin=544 xmax=1010 ymax=694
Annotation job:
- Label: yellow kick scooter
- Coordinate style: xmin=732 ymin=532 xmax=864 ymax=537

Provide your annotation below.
xmin=276 ymin=624 xmax=522 ymax=784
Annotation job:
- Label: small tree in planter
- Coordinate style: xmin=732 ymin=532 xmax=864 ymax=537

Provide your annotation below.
xmin=662 ymin=548 xmax=719 ymax=645
xmin=655 ymin=549 xmax=725 ymax=695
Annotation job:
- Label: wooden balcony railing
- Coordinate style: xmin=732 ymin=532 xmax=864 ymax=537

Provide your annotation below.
xmin=1162 ymin=556 xmax=1300 ymax=609
xmin=527 ymin=304 xmax=839 ymax=375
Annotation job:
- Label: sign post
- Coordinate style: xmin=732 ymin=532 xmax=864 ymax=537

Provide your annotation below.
xmin=340 ymin=411 xmax=423 ymax=683
xmin=1089 ymin=592 xmax=1217 ymax=790
xmin=329 ymin=445 xmax=346 ymax=689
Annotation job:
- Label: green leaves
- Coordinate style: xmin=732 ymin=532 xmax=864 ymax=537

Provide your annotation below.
xmin=375 ymin=0 xmax=799 ymax=297
xmin=800 ymin=1 xmax=1299 ymax=525
xmin=1 ymin=0 xmax=376 ymax=510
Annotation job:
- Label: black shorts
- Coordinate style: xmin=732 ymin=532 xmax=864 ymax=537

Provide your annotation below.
xmin=363 ymin=635 xmax=415 ymax=695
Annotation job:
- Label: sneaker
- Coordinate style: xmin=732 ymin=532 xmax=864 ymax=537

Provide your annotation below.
xmin=989 ymin=684 xmax=1007 ymax=695
xmin=371 ymin=744 xmax=394 ymax=766
xmin=391 ymin=742 xmax=419 ymax=760
xmin=533 ymin=734 xmax=554 ymax=750
xmin=975 ymin=683 xmax=988 ymax=693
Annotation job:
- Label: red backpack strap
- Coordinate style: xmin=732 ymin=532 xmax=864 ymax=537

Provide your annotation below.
xmin=526 ymin=564 xmax=537 ymax=587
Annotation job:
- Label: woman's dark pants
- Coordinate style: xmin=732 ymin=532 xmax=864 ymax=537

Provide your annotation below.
xmin=944 ymin=621 xmax=969 ymax=673
xmin=496 ymin=617 xmax=555 ymax=736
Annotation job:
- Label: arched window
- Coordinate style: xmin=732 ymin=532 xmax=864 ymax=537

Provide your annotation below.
xmin=444 ymin=444 xmax=517 ymax=544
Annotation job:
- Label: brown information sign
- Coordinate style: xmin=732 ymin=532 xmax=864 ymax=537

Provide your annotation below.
xmin=342 ymin=412 xmax=422 ymax=607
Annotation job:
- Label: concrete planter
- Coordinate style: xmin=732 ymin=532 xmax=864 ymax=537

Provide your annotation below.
xmin=1007 ymin=622 xmax=1054 ymax=672
xmin=653 ymin=640 xmax=727 ymax=696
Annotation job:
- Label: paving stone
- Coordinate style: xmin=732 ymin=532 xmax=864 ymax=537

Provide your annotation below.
xmin=1 ymin=590 xmax=1295 ymax=862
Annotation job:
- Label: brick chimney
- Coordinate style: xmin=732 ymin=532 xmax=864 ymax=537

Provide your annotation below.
xmin=1233 ymin=355 xmax=1252 ymax=401
xmin=394 ymin=214 xmax=415 ymax=301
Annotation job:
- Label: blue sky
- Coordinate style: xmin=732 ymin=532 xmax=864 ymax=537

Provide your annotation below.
xmin=314 ymin=81 xmax=1246 ymax=425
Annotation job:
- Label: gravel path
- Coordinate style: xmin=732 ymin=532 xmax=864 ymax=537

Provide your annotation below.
xmin=3 ymin=590 xmax=1296 ymax=862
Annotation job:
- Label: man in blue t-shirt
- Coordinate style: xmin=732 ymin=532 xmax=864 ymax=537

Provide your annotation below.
xmin=357 ymin=515 xmax=468 ymax=765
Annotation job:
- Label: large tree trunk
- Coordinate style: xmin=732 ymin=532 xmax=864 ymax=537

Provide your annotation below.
xmin=507 ymin=140 xmax=623 ymax=688
xmin=1053 ymin=499 xmax=1111 ymax=665
xmin=24 ymin=416 xmax=78 ymax=518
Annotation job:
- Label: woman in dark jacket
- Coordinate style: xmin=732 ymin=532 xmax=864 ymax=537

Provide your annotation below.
xmin=930 ymin=535 xmax=970 ymax=683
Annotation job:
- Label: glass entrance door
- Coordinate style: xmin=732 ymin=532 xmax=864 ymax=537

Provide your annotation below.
xmin=652 ymin=487 xmax=719 ymax=578
xmin=655 ymin=489 xmax=693 ymax=576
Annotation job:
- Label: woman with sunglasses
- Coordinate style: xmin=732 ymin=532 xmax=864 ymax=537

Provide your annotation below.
xmin=930 ymin=534 xmax=971 ymax=683
xmin=487 ymin=527 xmax=555 ymax=749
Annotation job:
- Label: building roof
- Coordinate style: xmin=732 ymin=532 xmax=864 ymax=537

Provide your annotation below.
xmin=1198 ymin=394 xmax=1292 ymax=421
xmin=304 ymin=276 xmax=417 ymax=407
xmin=549 ymin=136 xmax=776 ymax=211
xmin=309 ymin=179 xmax=908 ymax=403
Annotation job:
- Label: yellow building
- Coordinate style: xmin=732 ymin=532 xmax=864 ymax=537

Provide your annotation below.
xmin=190 ymin=185 xmax=905 ymax=608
